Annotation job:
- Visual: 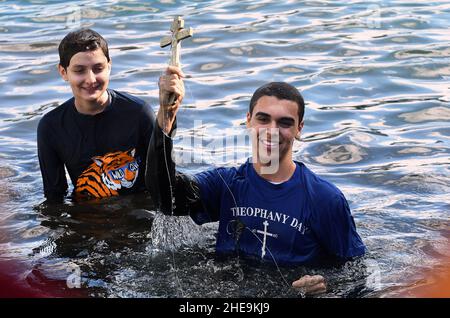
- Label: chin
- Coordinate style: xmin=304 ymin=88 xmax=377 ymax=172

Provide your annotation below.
xmin=82 ymin=89 xmax=106 ymax=101
xmin=258 ymin=152 xmax=279 ymax=164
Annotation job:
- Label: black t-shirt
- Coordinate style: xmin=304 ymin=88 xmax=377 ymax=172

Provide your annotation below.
xmin=37 ymin=89 xmax=156 ymax=201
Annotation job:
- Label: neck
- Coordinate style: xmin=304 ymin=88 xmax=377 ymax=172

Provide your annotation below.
xmin=253 ymin=153 xmax=296 ymax=183
xmin=74 ymin=91 xmax=109 ymax=115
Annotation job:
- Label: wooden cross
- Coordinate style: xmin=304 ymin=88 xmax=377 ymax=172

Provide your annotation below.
xmin=160 ymin=16 xmax=193 ymax=105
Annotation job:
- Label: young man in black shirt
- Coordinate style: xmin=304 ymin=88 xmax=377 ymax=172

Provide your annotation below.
xmin=37 ymin=28 xmax=184 ymax=202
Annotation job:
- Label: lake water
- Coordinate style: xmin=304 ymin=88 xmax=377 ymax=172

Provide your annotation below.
xmin=0 ymin=0 xmax=449 ymax=298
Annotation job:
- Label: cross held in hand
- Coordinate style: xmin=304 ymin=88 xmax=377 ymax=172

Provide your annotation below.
xmin=160 ymin=16 xmax=193 ymax=67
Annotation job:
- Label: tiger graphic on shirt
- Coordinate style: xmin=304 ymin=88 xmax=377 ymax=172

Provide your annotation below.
xmin=74 ymin=148 xmax=139 ymax=199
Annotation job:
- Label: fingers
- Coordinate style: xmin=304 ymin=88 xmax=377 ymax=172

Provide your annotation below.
xmin=165 ymin=65 xmax=185 ymax=78
xmin=292 ymin=275 xmax=322 ymax=288
xmin=308 ymin=275 xmax=325 ymax=286
xmin=164 ymin=103 xmax=178 ymax=113
xmin=292 ymin=275 xmax=327 ymax=295
xmin=159 ymin=74 xmax=185 ymax=103
xmin=159 ymin=74 xmax=183 ymax=89
xmin=160 ymin=78 xmax=183 ymax=96
xmin=158 ymin=66 xmax=185 ymax=112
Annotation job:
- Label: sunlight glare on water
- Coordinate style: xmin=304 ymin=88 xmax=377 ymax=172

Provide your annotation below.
xmin=0 ymin=0 xmax=449 ymax=297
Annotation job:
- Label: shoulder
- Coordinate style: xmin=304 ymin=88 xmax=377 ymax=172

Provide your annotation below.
xmin=111 ymin=90 xmax=155 ymax=119
xmin=299 ymin=162 xmax=346 ymax=205
xmin=194 ymin=165 xmax=239 ymax=184
xmin=111 ymin=90 xmax=147 ymax=109
xmin=193 ymin=163 xmax=248 ymax=193
xmin=299 ymin=163 xmax=355 ymax=226
xmin=211 ymin=160 xmax=259 ymax=185
xmin=38 ymin=98 xmax=73 ymax=132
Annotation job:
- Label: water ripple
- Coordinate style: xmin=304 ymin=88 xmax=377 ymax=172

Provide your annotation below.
xmin=1 ymin=0 xmax=449 ymax=298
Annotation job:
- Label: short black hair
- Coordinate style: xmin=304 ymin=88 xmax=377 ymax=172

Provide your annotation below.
xmin=249 ymin=82 xmax=305 ymax=122
xmin=58 ymin=28 xmax=110 ymax=69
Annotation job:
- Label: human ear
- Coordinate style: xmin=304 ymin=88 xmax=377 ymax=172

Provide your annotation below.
xmin=246 ymin=112 xmax=251 ymax=128
xmin=296 ymin=120 xmax=304 ymax=140
xmin=58 ymin=64 xmax=68 ymax=81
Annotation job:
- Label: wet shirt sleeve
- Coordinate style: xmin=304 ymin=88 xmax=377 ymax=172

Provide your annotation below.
xmin=310 ymin=193 xmax=366 ymax=260
xmin=192 ymin=169 xmax=227 ymax=225
xmin=37 ymin=118 xmax=67 ymax=202
xmin=146 ymin=119 xmax=206 ymax=218
xmin=146 ymin=120 xmax=227 ymax=225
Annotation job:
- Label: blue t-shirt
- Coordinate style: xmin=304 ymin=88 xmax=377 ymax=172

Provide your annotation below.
xmin=193 ymin=160 xmax=366 ymax=265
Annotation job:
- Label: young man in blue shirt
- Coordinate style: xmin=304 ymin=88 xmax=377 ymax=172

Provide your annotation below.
xmin=149 ymin=77 xmax=366 ymax=295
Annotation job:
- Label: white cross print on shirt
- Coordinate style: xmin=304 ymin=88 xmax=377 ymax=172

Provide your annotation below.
xmin=252 ymin=220 xmax=278 ymax=259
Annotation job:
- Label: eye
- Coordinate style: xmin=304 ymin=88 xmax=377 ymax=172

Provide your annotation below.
xmin=93 ymin=66 xmax=105 ymax=73
xmin=257 ymin=116 xmax=270 ymax=123
xmin=278 ymin=122 xmax=292 ymax=128
xmin=278 ymin=119 xmax=294 ymax=128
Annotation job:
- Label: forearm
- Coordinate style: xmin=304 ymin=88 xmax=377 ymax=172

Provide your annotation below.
xmin=145 ymin=121 xmax=202 ymax=216
xmin=146 ymin=120 xmax=175 ymax=214
xmin=157 ymin=106 xmax=177 ymax=135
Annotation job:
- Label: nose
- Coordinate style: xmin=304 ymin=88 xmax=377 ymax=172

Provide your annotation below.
xmin=269 ymin=120 xmax=277 ymax=129
xmin=85 ymin=69 xmax=96 ymax=85
xmin=262 ymin=123 xmax=278 ymax=140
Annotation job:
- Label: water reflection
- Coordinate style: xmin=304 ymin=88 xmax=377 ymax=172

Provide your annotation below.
xmin=1 ymin=0 xmax=449 ymax=298
xmin=313 ymin=144 xmax=367 ymax=165
xmin=399 ymin=106 xmax=450 ymax=123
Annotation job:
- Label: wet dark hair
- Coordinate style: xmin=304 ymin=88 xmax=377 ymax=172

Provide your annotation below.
xmin=249 ymin=82 xmax=305 ymax=122
xmin=58 ymin=28 xmax=110 ymax=69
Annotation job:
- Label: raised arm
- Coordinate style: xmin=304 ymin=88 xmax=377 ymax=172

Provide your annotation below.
xmin=145 ymin=66 xmax=203 ymax=216
xmin=156 ymin=66 xmax=185 ymax=135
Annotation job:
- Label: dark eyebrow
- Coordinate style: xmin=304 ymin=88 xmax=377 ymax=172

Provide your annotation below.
xmin=254 ymin=112 xmax=270 ymax=118
xmin=254 ymin=112 xmax=295 ymax=124
xmin=278 ymin=117 xmax=295 ymax=125
xmin=72 ymin=63 xmax=105 ymax=68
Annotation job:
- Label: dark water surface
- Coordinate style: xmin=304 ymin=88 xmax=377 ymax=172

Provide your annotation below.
xmin=0 ymin=0 xmax=449 ymax=297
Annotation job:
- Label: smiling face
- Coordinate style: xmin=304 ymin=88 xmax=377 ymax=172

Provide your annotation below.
xmin=58 ymin=48 xmax=111 ymax=111
xmin=247 ymin=95 xmax=304 ymax=166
